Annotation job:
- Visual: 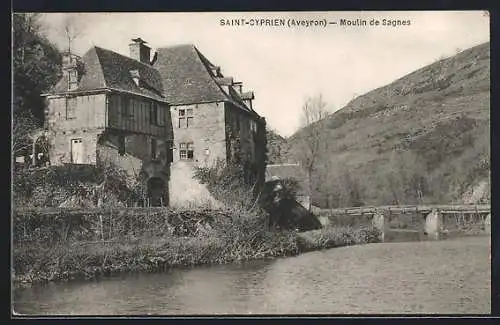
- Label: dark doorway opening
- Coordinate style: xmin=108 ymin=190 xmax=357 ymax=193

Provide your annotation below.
xmin=147 ymin=177 xmax=166 ymax=207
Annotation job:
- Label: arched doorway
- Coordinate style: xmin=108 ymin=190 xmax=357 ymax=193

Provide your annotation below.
xmin=147 ymin=177 xmax=167 ymax=207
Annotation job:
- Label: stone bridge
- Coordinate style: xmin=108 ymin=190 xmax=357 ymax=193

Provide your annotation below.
xmin=316 ymin=205 xmax=491 ymax=241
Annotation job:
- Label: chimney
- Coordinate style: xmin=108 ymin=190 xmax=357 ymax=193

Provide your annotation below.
xmin=129 ymin=37 xmax=151 ymax=64
xmin=211 ymin=66 xmax=221 ymax=77
xmin=233 ymin=82 xmax=243 ymax=95
xmin=241 ymin=91 xmax=255 ymax=110
xmin=62 ymin=51 xmax=82 ymax=90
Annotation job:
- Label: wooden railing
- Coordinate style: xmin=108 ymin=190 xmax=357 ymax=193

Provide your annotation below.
xmin=13 ymin=206 xmax=207 ymax=216
xmin=315 ymin=205 xmax=491 ymax=216
xmin=13 ymin=204 xmax=491 ymax=217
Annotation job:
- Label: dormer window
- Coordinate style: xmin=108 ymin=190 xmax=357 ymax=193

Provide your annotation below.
xmin=68 ymin=70 xmax=78 ymax=90
xmin=130 ymin=69 xmax=140 ymax=86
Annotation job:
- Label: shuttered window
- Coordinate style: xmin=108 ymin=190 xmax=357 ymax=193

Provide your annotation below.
xmin=150 ymin=102 xmax=164 ymax=126
xmin=65 ymin=97 xmax=77 ymax=120
xmin=122 ymin=97 xmax=132 ymax=117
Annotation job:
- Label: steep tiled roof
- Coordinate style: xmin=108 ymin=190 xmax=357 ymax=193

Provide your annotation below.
xmin=47 ymin=47 xmax=166 ymax=101
xmin=46 ymin=43 xmax=262 ymax=118
xmin=153 ymin=44 xmax=227 ymax=105
xmin=153 ymin=44 xmax=260 ymax=118
xmin=265 ymin=164 xmax=310 ymax=196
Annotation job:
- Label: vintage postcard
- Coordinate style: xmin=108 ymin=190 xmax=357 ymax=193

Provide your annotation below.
xmin=12 ymin=11 xmax=491 ymax=316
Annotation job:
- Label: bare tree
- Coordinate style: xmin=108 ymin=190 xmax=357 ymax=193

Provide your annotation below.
xmin=12 ymin=112 xmax=38 ymax=160
xmin=296 ymin=94 xmax=329 ymax=211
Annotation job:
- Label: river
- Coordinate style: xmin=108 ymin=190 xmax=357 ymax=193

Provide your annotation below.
xmin=13 ymin=236 xmax=490 ymax=315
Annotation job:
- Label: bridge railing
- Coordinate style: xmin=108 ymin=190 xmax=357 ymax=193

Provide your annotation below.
xmin=13 ymin=204 xmax=491 ymax=217
xmin=316 ymin=205 xmax=491 ymax=216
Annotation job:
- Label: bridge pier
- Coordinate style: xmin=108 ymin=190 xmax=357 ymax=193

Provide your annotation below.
xmin=484 ymin=213 xmax=491 ymax=235
xmin=425 ymin=209 xmax=442 ymax=240
xmin=372 ymin=211 xmax=385 ymax=242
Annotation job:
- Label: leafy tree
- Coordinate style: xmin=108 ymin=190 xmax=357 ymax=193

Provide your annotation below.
xmin=13 ymin=13 xmax=61 ymax=124
xmin=12 ymin=13 xmax=62 ymax=161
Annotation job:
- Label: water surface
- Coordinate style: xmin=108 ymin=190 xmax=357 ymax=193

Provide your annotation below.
xmin=13 ymin=236 xmax=490 ymax=315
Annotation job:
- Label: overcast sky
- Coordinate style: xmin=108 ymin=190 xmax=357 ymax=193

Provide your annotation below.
xmin=38 ymin=11 xmax=489 ymax=137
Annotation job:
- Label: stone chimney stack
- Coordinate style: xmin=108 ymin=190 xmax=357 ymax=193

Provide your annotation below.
xmin=233 ymin=82 xmax=243 ymax=95
xmin=129 ymin=37 xmax=151 ymax=64
xmin=61 ymin=51 xmax=82 ymax=90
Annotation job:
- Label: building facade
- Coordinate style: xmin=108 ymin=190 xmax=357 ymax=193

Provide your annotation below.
xmin=42 ymin=39 xmax=173 ymax=206
xmin=42 ymin=38 xmax=267 ymax=207
xmin=152 ymin=44 xmax=267 ymax=206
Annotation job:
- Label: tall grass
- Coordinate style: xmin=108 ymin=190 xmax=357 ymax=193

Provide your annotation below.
xmin=13 ymin=208 xmax=380 ymax=287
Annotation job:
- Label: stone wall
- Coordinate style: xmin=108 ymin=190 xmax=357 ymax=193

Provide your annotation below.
xmin=50 ymin=129 xmax=100 ymax=165
xmin=97 ymin=131 xmax=170 ymax=195
xmin=45 ymin=94 xmax=107 ymax=132
xmin=168 ymin=161 xmax=222 ymax=208
xmin=46 ymin=93 xmax=107 ymax=165
xmin=171 ymin=102 xmax=227 ymax=167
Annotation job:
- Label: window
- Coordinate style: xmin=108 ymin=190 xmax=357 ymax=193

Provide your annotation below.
xmin=186 ymin=109 xmax=194 ymax=128
xmin=166 ymin=142 xmax=174 ymax=163
xmin=151 ymin=138 xmax=157 ymax=160
xmin=122 ymin=97 xmax=132 ymax=117
xmin=150 ymin=103 xmax=156 ymax=125
xmin=118 ymin=136 xmax=126 ymax=156
xmin=150 ymin=103 xmax=164 ymax=126
xmin=250 ymin=120 xmax=257 ymax=133
xmin=66 ymin=97 xmax=77 ymax=120
xmin=68 ymin=70 xmax=78 ymax=90
xmin=235 ymin=115 xmax=240 ymax=131
xmin=178 ymin=108 xmax=194 ymax=128
xmin=179 ymin=142 xmax=194 ymax=160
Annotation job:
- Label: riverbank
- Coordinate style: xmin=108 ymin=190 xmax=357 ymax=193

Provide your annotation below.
xmin=15 ymin=236 xmax=489 ymax=315
xmin=13 ymin=225 xmax=381 ymax=287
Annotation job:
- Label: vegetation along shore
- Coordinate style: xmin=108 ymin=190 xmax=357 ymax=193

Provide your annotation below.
xmin=13 ymin=207 xmax=381 ymax=287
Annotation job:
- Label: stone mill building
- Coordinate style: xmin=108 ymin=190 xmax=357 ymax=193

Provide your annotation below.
xmin=41 ymin=38 xmax=267 ymax=207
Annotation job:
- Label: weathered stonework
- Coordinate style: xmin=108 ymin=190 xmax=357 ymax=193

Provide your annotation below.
xmin=42 ymin=40 xmax=267 ymax=208
xmin=425 ymin=209 xmax=442 ymax=240
xmin=372 ymin=211 xmax=385 ymax=242
xmin=171 ymin=102 xmax=227 ymax=166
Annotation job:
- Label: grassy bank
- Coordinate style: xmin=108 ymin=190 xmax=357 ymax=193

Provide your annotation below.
xmin=13 ymin=208 xmax=381 ymax=287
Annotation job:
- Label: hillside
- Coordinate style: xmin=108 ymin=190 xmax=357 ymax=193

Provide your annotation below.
xmin=266 ymin=129 xmax=291 ymax=164
xmin=285 ymin=42 xmax=490 ymax=208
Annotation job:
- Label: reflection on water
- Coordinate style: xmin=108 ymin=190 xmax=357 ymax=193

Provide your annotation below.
xmin=13 ymin=236 xmax=490 ymax=315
